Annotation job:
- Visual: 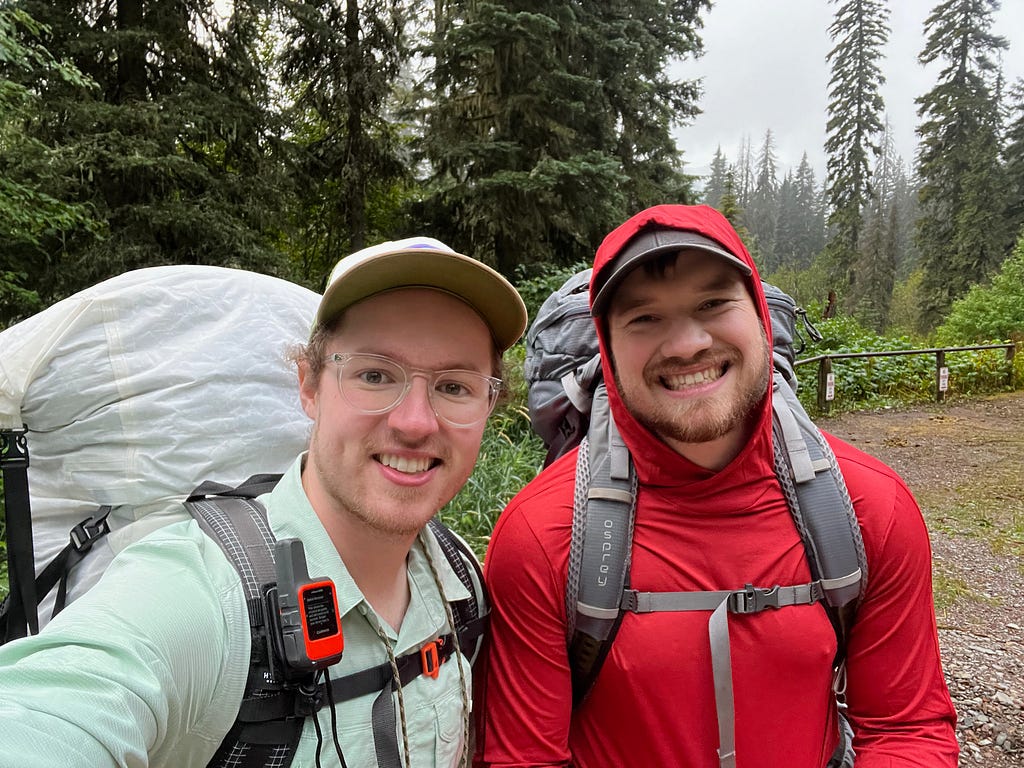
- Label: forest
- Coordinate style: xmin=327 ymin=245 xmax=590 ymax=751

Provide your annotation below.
xmin=1 ymin=0 xmax=1024 ymax=338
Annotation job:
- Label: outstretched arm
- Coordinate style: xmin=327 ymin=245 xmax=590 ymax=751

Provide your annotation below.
xmin=0 ymin=524 xmax=249 ymax=768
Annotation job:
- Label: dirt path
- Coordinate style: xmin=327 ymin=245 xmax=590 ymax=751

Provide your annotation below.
xmin=819 ymin=392 xmax=1024 ymax=765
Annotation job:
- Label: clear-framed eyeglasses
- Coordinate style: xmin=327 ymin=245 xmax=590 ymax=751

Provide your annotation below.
xmin=323 ymin=353 xmax=502 ymax=428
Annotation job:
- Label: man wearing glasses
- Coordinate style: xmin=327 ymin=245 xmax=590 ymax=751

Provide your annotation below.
xmin=0 ymin=237 xmax=527 ymax=768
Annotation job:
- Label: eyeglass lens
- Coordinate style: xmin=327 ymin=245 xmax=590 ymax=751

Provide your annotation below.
xmin=332 ymin=354 xmax=498 ymax=426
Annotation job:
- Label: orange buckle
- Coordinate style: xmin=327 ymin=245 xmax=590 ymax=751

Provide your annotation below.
xmin=420 ymin=640 xmax=441 ymax=679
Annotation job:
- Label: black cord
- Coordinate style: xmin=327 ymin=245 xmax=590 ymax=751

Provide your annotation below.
xmin=323 ymin=667 xmax=349 ymax=768
xmin=310 ymin=694 xmax=325 ymax=768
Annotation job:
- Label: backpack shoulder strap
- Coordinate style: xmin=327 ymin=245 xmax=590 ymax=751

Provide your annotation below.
xmin=769 ymin=370 xmax=868 ymax=654
xmin=565 ymin=382 xmax=636 ymax=705
xmin=185 ymin=480 xmax=306 ymax=768
xmin=426 ymin=517 xmax=488 ymax=661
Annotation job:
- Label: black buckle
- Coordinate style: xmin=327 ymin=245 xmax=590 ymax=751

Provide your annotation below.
xmin=69 ymin=512 xmax=111 ymax=554
xmin=0 ymin=426 xmax=29 ymax=470
xmin=728 ymin=584 xmax=781 ymax=614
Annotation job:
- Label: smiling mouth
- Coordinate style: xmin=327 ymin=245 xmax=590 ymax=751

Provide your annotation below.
xmin=376 ymin=453 xmax=440 ymax=474
xmin=661 ymin=363 xmax=726 ymax=391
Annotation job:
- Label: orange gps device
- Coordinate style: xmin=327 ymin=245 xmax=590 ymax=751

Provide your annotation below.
xmin=271 ymin=538 xmax=344 ymax=673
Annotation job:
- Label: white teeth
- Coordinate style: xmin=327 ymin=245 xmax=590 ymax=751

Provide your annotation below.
xmin=663 ymin=367 xmax=722 ymax=390
xmin=378 ymin=454 xmax=432 ymax=474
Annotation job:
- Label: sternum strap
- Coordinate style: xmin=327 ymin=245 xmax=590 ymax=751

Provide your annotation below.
xmin=621 ymin=582 xmax=823 ymax=768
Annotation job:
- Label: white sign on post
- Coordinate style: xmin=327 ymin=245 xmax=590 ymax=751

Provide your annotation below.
xmin=939 ymin=366 xmax=949 ymax=392
xmin=826 ymin=372 xmax=836 ymax=401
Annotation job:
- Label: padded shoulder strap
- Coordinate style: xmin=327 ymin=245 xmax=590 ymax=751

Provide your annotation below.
xmin=426 ymin=517 xmax=488 ymax=660
xmin=565 ymin=383 xmax=636 ymax=705
xmin=770 ymin=371 xmax=868 ymax=646
xmin=186 ymin=486 xmax=305 ymax=768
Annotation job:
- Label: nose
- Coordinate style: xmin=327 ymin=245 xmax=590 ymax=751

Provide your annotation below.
xmin=661 ymin=316 xmax=714 ymax=361
xmin=386 ymin=374 xmax=441 ymax=437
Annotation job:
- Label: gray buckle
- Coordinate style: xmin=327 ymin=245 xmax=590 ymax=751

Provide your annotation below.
xmin=728 ymin=584 xmax=781 ymax=614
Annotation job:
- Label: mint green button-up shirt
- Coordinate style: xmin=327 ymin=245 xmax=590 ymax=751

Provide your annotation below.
xmin=0 ymin=455 xmax=475 ymax=767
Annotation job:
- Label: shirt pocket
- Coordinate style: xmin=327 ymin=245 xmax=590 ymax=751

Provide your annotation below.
xmin=432 ymin=694 xmax=466 ymax=768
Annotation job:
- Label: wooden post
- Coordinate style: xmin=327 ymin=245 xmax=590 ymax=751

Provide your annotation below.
xmin=936 ymin=350 xmax=946 ymax=402
xmin=817 ymin=356 xmax=832 ymax=413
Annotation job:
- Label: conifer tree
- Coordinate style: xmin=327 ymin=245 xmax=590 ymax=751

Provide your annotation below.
xmin=0 ymin=7 xmax=97 ymax=320
xmin=745 ymin=129 xmax=779 ymax=271
xmin=915 ymin=0 xmax=1009 ymax=328
xmin=824 ymin=0 xmax=890 ymax=300
xmin=279 ymin=0 xmax=412 ymax=282
xmin=702 ymin=146 xmax=730 ymax=209
xmin=418 ymin=0 xmax=707 ymax=275
xmin=793 ymin=153 xmax=826 ymax=268
xmin=1 ymin=0 xmax=291 ymax=314
xmin=1005 ymin=79 xmax=1024 ymax=242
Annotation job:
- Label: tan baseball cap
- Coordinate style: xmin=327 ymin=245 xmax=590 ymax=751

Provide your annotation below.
xmin=313 ymin=237 xmax=528 ymax=351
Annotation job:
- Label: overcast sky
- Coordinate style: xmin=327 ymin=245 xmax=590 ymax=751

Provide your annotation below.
xmin=672 ymin=0 xmax=1024 ymax=183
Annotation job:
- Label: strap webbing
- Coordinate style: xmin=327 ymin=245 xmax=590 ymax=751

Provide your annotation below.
xmin=709 ymin=597 xmax=736 ymax=768
xmin=371 ymin=678 xmax=402 ymax=768
xmin=1 ymin=427 xmax=37 ymax=641
xmin=621 ymin=581 xmax=825 ymax=768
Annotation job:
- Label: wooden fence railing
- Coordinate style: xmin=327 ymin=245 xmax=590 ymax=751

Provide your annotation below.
xmin=795 ymin=343 xmax=1017 ymax=413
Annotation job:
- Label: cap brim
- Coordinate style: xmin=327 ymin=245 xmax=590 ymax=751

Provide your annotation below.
xmin=591 ymin=229 xmax=752 ymax=315
xmin=315 ymin=248 xmax=528 ymax=352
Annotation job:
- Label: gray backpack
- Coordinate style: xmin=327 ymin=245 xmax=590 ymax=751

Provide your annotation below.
xmin=523 ymin=269 xmax=864 ymax=768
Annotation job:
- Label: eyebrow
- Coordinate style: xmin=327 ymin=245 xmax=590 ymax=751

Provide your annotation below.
xmin=346 ymin=349 xmax=488 ymax=373
xmin=612 ymin=272 xmax=746 ymax=314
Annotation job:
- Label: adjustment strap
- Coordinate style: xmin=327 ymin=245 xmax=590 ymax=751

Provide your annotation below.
xmin=621 ymin=581 xmax=823 ymax=614
xmin=1 ymin=426 xmax=37 ymax=640
xmin=371 ymin=677 xmax=402 ymax=768
xmin=235 ymin=633 xmax=460 ymax=723
xmin=710 ymin=596 xmax=736 ymax=768
xmin=619 ymin=582 xmax=825 ymax=768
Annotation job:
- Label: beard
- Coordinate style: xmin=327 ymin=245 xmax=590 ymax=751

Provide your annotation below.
xmin=306 ymin=423 xmax=459 ymax=539
xmin=614 ymin=332 xmax=771 ymax=446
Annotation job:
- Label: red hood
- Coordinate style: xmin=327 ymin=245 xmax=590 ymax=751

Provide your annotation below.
xmin=589 ymin=204 xmax=774 ymax=488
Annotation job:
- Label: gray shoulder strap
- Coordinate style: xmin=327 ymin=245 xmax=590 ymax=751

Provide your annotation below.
xmin=188 ymin=495 xmax=278 ymax=601
xmin=565 ymin=382 xmax=637 ymax=705
xmin=770 ymin=370 xmax=867 ymax=610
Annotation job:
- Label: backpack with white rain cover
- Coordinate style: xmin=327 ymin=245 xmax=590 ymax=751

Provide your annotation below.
xmin=523 ymin=267 xmax=865 ymax=768
xmin=0 ymin=265 xmax=486 ymax=768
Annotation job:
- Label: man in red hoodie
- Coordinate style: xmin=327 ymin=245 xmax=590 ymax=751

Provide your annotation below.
xmin=476 ymin=205 xmax=958 ymax=767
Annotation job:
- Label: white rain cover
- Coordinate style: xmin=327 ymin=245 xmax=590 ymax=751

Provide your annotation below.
xmin=0 ymin=265 xmax=319 ymax=625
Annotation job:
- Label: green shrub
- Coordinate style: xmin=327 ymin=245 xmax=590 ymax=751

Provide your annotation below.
xmin=795 ymin=312 xmax=1017 ymax=415
xmin=441 ymin=341 xmax=545 ymax=558
xmin=935 ymin=236 xmax=1024 ymax=347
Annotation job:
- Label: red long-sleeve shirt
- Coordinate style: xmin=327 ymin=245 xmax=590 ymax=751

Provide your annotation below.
xmin=476 ymin=205 xmax=957 ymax=767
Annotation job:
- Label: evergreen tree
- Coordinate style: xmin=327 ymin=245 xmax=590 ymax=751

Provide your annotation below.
xmin=793 ymin=153 xmax=826 ymax=268
xmin=824 ymin=0 xmax=890 ymax=300
xmin=733 ymin=134 xmax=755 ymax=208
xmin=745 ymin=129 xmax=779 ymax=271
xmin=1005 ymin=78 xmax=1024 ymax=242
xmin=702 ymin=145 xmax=729 ymax=209
xmin=0 ymin=6 xmax=97 ymax=320
xmin=718 ymin=170 xmax=754 ymax=250
xmin=279 ymin=0 xmax=412 ymax=282
xmin=1 ymin=0 xmax=291 ymax=318
xmin=418 ymin=0 xmax=707 ymax=276
xmin=915 ymin=0 xmax=1009 ymax=328
xmin=774 ymin=171 xmax=799 ymax=268
xmin=849 ymin=119 xmax=896 ymax=327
